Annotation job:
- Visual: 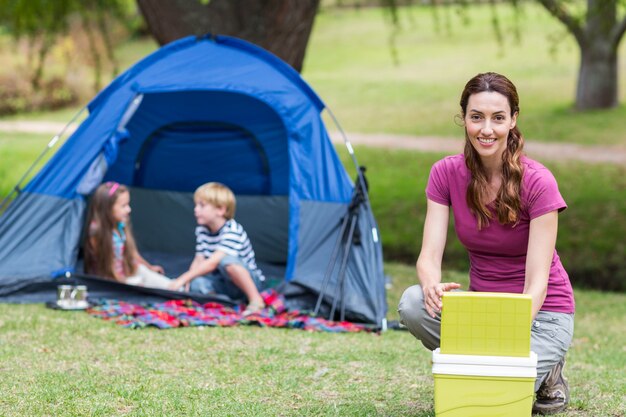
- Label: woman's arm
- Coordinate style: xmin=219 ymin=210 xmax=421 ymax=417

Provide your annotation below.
xmin=524 ymin=210 xmax=559 ymax=319
xmin=417 ymin=199 xmax=460 ymax=318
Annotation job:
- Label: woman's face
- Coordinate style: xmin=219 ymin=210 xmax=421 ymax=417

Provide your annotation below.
xmin=464 ymin=91 xmax=517 ymax=164
xmin=111 ymin=191 xmax=131 ymax=223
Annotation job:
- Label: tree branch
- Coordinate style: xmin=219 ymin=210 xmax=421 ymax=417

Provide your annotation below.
xmin=611 ymin=14 xmax=626 ymax=49
xmin=536 ymin=0 xmax=586 ymax=46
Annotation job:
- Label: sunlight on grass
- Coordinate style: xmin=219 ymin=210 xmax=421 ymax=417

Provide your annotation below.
xmin=0 ymin=264 xmax=623 ymax=416
xmin=304 ymin=3 xmax=626 ymax=145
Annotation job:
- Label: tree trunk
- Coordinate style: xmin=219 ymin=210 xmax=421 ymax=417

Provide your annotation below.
xmin=576 ymin=41 xmax=618 ymax=110
xmin=136 ymin=0 xmax=320 ymax=73
xmin=537 ymin=0 xmax=625 ymax=110
xmin=575 ymin=0 xmax=619 ymax=109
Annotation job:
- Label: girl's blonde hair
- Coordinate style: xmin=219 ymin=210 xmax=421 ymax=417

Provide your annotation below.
xmin=460 ymin=72 xmax=525 ymax=229
xmin=83 ymin=182 xmax=139 ymax=281
xmin=194 ymin=182 xmax=236 ymax=220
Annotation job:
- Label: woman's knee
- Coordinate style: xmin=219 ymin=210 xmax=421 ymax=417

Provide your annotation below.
xmin=398 ymin=285 xmax=427 ymax=326
xmin=398 ymin=285 xmax=442 ymax=350
xmin=531 ymin=312 xmax=574 ymax=386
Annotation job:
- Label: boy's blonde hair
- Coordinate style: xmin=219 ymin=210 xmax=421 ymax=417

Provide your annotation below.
xmin=194 ymin=182 xmax=236 ymax=219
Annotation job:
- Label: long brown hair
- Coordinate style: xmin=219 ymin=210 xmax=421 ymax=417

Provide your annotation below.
xmin=460 ymin=72 xmax=525 ymax=229
xmin=83 ymin=182 xmax=139 ymax=281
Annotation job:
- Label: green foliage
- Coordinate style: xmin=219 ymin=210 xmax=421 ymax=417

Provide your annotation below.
xmin=0 ymin=0 xmax=130 ymax=37
xmin=0 ymin=0 xmax=136 ymax=91
xmin=0 ymin=0 xmax=70 ymax=37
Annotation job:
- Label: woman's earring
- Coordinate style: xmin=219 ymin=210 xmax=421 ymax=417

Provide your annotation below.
xmin=454 ymin=114 xmax=465 ymax=127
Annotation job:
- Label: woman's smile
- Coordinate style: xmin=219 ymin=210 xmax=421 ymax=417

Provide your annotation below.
xmin=477 ymin=137 xmax=497 ymax=145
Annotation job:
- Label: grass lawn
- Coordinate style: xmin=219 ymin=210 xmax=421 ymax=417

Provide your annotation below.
xmin=0 ymin=263 xmax=624 ymax=416
xmin=305 ymin=3 xmax=626 ymax=145
xmin=0 ymin=132 xmax=64 ymax=201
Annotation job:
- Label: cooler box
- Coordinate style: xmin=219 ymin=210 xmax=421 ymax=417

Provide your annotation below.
xmin=432 ymin=349 xmax=537 ymax=417
xmin=440 ymin=292 xmax=532 ymax=357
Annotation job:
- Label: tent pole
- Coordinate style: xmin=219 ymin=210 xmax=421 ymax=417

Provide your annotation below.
xmin=328 ymin=214 xmax=357 ymax=321
xmin=326 ymin=108 xmax=380 ymax=245
xmin=326 ymin=108 xmax=386 ymax=328
xmin=315 ymin=174 xmax=365 ymax=321
xmin=0 ymin=107 xmax=87 ymax=212
xmin=313 ymin=210 xmax=351 ymax=317
xmin=326 ymin=175 xmax=366 ymax=321
xmin=335 ymin=214 xmax=358 ymax=322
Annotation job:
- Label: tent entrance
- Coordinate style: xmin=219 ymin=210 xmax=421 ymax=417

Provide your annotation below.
xmin=127 ymin=188 xmax=289 ymax=280
xmin=134 ymin=121 xmax=271 ymax=194
xmin=104 ymin=89 xmax=290 ymax=196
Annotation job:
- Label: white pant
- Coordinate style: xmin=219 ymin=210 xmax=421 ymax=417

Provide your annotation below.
xmin=125 ymin=264 xmax=172 ymax=289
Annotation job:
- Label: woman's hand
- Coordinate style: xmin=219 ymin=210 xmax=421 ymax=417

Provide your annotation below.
xmin=422 ymin=282 xmax=461 ymax=318
xmin=148 ymin=264 xmax=165 ymax=274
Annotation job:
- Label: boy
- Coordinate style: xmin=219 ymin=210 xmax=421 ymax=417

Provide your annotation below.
xmin=168 ymin=182 xmax=266 ymax=315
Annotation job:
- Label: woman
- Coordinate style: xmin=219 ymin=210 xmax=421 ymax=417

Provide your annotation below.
xmin=398 ymin=72 xmax=575 ymax=415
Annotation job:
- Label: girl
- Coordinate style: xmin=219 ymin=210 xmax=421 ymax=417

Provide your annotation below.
xmin=398 ymin=73 xmax=575 ymax=415
xmin=83 ymin=182 xmax=174 ymax=289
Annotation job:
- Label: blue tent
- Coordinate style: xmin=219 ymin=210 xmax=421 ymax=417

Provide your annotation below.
xmin=0 ymin=35 xmax=386 ymax=326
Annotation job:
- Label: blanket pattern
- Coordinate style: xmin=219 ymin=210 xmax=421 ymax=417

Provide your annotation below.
xmin=87 ymin=289 xmax=369 ymax=333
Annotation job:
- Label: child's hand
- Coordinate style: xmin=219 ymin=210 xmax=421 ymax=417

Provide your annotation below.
xmin=167 ymin=278 xmax=184 ymax=291
xmin=149 ymin=264 xmax=165 ymax=274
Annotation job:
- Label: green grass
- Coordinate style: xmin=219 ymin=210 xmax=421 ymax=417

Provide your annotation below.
xmin=0 ymin=133 xmax=49 ymax=198
xmin=0 ymin=132 xmax=72 ymax=203
xmin=0 ymin=263 xmax=624 ymax=416
xmin=304 ymin=3 xmax=626 ymax=145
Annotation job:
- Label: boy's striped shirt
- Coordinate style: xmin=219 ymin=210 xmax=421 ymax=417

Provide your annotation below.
xmin=195 ymin=219 xmax=263 ymax=279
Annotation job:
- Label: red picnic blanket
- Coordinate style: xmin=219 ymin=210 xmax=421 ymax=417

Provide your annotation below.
xmin=86 ymin=289 xmax=370 ymax=333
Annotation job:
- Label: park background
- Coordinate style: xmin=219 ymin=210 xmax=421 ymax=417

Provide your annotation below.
xmin=0 ymin=1 xmax=624 ymax=416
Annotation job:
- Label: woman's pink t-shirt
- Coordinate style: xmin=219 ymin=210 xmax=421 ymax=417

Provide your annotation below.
xmin=426 ymin=154 xmax=574 ymax=313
